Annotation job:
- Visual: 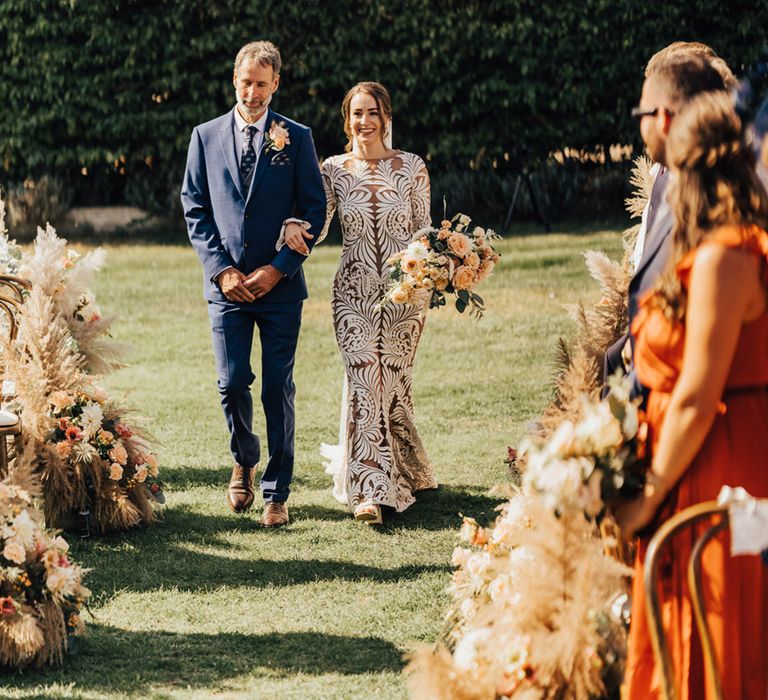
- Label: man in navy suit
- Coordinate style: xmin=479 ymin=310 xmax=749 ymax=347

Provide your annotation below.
xmin=603 ymin=48 xmax=729 ymax=400
xmin=181 ymin=41 xmax=326 ymax=527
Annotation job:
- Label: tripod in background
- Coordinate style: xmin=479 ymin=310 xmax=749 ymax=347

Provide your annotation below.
xmin=502 ymin=167 xmax=551 ymax=235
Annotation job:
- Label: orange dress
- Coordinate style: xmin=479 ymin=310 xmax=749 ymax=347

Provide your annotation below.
xmin=625 ymin=224 xmax=768 ymax=700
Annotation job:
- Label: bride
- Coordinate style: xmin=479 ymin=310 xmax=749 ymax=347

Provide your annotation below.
xmin=284 ymin=81 xmax=437 ymax=524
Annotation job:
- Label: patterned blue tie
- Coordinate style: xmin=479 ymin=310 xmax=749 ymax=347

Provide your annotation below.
xmin=241 ymin=125 xmax=258 ymax=178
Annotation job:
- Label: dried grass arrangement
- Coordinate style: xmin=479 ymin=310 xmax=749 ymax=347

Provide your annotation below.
xmin=0 ymin=469 xmax=90 ymax=669
xmin=0 ymin=199 xmax=162 ymax=534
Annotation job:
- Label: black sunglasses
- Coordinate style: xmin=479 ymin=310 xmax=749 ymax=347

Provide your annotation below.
xmin=631 ymin=106 xmax=674 ymax=119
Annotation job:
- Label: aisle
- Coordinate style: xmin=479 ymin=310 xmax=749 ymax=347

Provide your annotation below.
xmin=0 ymin=232 xmax=623 ymax=699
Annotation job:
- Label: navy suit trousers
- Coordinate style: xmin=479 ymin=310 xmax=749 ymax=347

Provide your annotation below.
xmin=207 ymin=300 xmax=302 ymax=502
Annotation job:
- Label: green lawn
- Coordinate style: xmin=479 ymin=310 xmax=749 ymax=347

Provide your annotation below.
xmin=0 ymin=226 xmax=624 ymax=699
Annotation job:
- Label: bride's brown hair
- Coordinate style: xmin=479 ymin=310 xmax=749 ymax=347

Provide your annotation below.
xmin=655 ymin=90 xmax=768 ymax=318
xmin=341 ymin=82 xmax=392 ymax=152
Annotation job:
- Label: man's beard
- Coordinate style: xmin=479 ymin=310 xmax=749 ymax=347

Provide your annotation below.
xmin=237 ymin=93 xmax=272 ymax=119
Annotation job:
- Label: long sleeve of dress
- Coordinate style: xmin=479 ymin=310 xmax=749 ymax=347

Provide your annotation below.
xmin=316 ymin=159 xmax=338 ymax=245
xmin=409 ymin=155 xmax=432 ymax=234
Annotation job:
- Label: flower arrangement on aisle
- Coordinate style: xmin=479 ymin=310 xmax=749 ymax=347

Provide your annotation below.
xmin=381 ymin=213 xmax=501 ymax=317
xmin=0 ymin=479 xmax=90 ymax=668
xmin=407 ymin=379 xmax=641 ymax=700
xmin=41 ymin=387 xmax=164 ymax=532
xmin=0 ymin=198 xmax=163 ymax=534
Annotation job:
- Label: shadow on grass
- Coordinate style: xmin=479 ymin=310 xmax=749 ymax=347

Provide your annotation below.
xmin=385 ymin=484 xmax=505 ymax=532
xmin=0 ymin=627 xmax=403 ymax=692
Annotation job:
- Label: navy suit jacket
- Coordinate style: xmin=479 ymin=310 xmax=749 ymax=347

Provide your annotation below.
xmin=181 ymin=107 xmax=326 ymax=302
xmin=604 ymin=168 xmax=675 ymax=394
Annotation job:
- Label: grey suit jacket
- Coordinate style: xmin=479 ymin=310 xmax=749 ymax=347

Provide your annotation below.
xmin=603 ymin=168 xmax=675 ymax=396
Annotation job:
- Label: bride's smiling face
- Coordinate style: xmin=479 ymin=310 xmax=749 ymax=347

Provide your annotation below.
xmin=349 ymin=92 xmax=384 ymax=146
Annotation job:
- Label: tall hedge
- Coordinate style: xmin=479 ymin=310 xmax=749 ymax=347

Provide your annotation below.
xmin=1 ymin=0 xmax=766 ymax=208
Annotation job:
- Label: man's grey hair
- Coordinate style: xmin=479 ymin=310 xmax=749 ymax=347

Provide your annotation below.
xmin=234 ymin=41 xmax=281 ymax=74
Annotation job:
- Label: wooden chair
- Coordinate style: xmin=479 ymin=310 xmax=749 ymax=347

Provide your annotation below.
xmin=0 ymin=274 xmax=29 ymax=477
xmin=644 ymin=500 xmax=737 ymax=700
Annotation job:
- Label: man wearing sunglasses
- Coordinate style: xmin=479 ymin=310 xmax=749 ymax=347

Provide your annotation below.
xmin=603 ymin=46 xmax=730 ymax=400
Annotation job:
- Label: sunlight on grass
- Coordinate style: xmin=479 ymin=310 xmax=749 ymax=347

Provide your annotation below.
xmin=0 ymin=228 xmax=624 ymax=699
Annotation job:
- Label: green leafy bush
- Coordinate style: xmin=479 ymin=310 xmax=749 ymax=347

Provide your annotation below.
xmin=0 ymin=0 xmax=765 ymax=216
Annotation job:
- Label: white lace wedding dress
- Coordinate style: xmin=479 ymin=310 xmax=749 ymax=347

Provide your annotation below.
xmin=319 ymin=151 xmax=437 ymax=512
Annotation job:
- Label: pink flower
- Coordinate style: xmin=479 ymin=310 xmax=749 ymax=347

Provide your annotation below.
xmin=115 ymin=423 xmax=132 ymax=439
xmin=0 ymin=597 xmax=17 ymax=616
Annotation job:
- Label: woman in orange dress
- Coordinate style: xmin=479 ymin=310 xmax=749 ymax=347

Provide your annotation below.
xmin=617 ymin=90 xmax=768 ymax=698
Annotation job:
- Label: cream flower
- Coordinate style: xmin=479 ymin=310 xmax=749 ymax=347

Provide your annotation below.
xmin=404 ymin=240 xmax=428 ymax=262
xmin=79 ymin=402 xmax=104 ymax=439
xmin=11 ymin=510 xmax=37 ymax=548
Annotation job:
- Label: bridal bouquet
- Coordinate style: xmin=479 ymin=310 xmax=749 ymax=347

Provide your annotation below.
xmin=382 ymin=214 xmax=501 ymax=317
xmin=0 ymin=481 xmax=90 ymax=668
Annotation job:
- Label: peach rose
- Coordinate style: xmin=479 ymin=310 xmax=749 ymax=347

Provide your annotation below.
xmin=268 ymin=122 xmax=291 ymax=150
xmin=435 ymin=275 xmax=449 ymax=291
xmin=452 ymin=265 xmax=476 ymax=290
xmin=49 ymin=390 xmax=74 ymax=411
xmin=108 ymin=442 xmax=128 ymax=465
xmin=87 ymin=386 xmax=109 ymax=404
xmin=98 ymin=429 xmax=114 ymax=444
xmin=466 ymin=252 xmax=481 ymax=269
xmin=145 ymin=453 xmax=159 ymax=477
xmin=440 ymin=219 xmax=452 ymax=229
xmin=3 ymin=541 xmax=26 ymax=565
xmin=135 ymin=465 xmax=149 ymax=483
xmin=109 ymin=463 xmax=123 ymax=481
xmin=55 ymin=441 xmax=73 ymax=459
xmin=447 ymin=233 xmax=472 ymax=258
xmin=390 ymin=287 xmax=410 ymax=304
xmin=403 ymin=258 xmax=419 ymax=274
xmin=437 ymin=229 xmax=450 ymax=240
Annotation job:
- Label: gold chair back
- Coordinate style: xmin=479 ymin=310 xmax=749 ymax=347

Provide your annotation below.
xmin=643 ymin=501 xmax=730 ymax=700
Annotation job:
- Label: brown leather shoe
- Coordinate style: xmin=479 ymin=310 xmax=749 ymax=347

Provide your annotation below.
xmin=260 ymin=501 xmax=289 ymax=527
xmin=227 ymin=464 xmax=256 ymax=513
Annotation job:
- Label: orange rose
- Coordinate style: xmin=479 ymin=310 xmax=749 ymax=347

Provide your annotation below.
xmin=452 ymin=265 xmax=476 ymax=290
xmin=390 ymin=287 xmax=410 ymax=304
xmin=447 ymin=233 xmax=472 ymax=258
xmin=466 ymin=252 xmax=481 ymax=269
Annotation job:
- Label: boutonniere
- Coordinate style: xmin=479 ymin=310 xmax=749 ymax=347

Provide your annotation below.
xmin=264 ymin=120 xmax=290 ymax=153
